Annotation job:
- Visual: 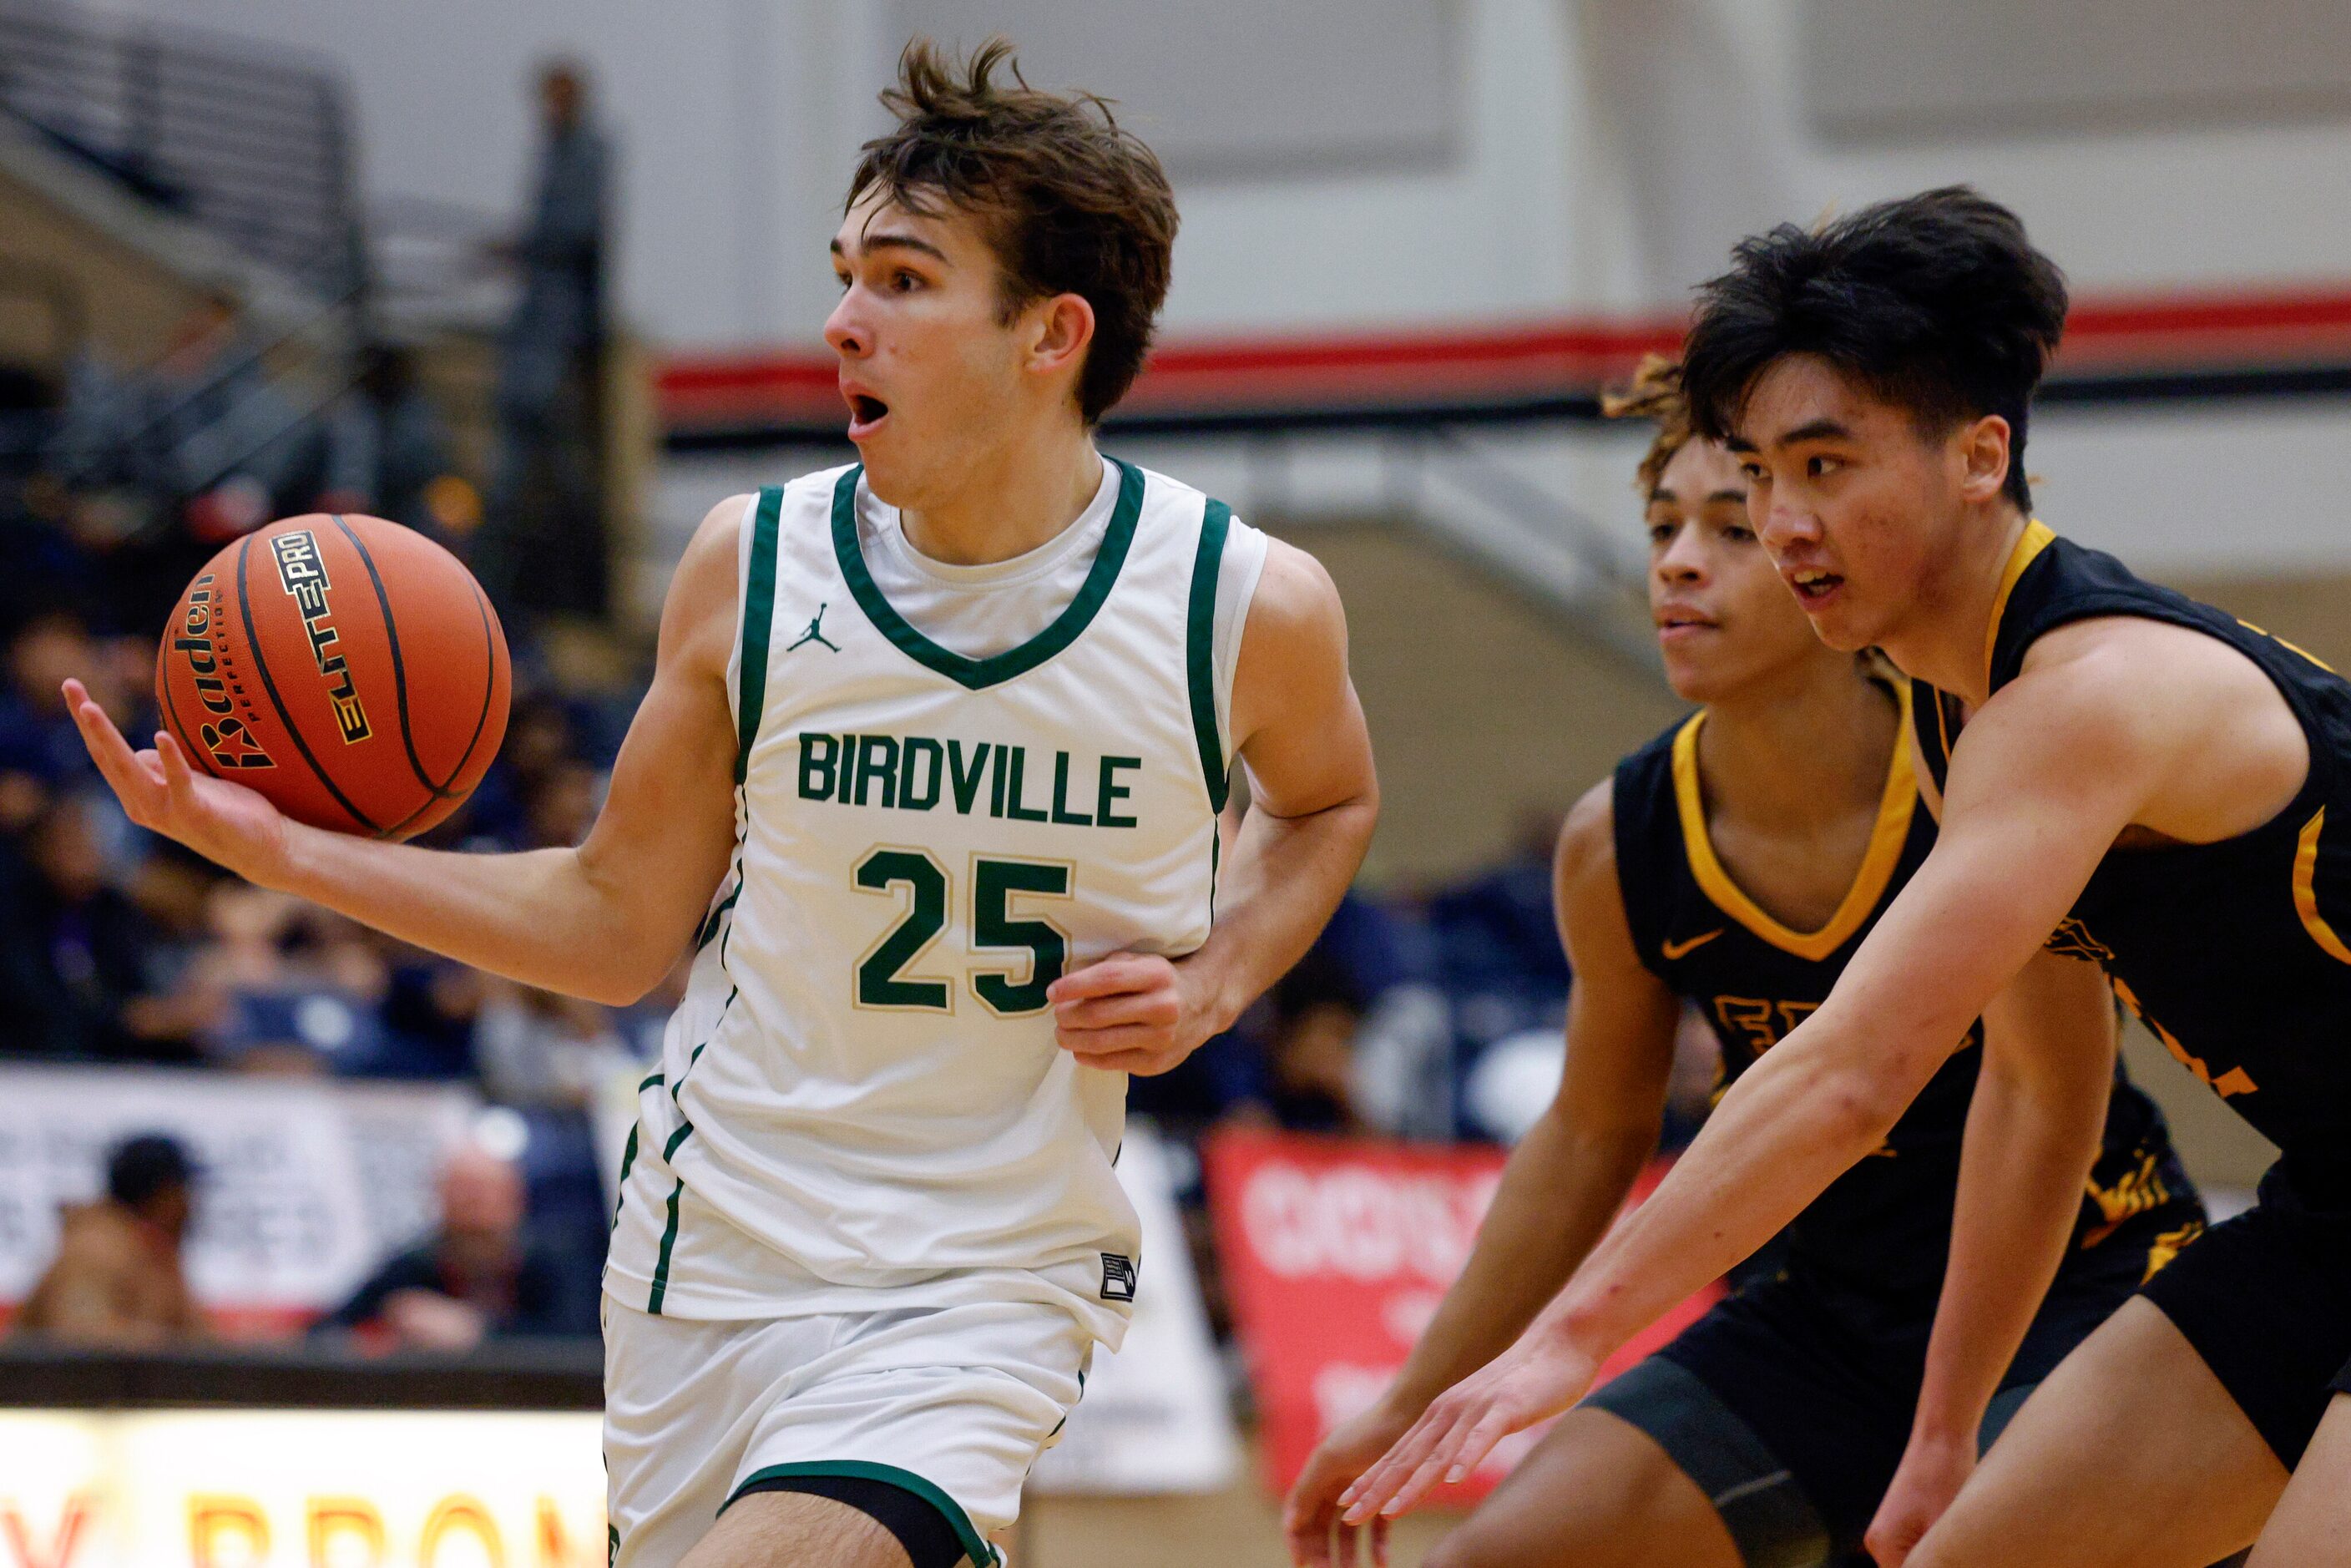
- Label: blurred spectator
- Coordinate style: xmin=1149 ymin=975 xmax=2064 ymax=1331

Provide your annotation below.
xmin=13 ymin=1133 xmax=207 ymax=1346
xmin=0 ymin=609 xmax=115 ymax=788
xmin=480 ymin=59 xmax=610 ymax=618
xmin=473 ymin=979 xmax=632 ymax=1110
xmin=321 ymin=342 xmax=478 ymax=538
xmin=1428 ymin=806 xmax=1571 ymax=995
xmin=316 ymin=1141 xmax=599 ymax=1348
xmin=142 ymin=288 xmax=322 ymax=538
xmin=0 ymin=796 xmax=207 ymax=1062
xmin=196 ymin=888 xmax=394 ymax=1075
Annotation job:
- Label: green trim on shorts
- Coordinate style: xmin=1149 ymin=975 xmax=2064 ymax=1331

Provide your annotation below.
xmin=725 ymin=1459 xmax=1001 ymax=1567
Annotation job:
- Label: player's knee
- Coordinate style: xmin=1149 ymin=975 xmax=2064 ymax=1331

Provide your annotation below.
xmin=1423 ymin=1515 xmax=1560 ymax=1568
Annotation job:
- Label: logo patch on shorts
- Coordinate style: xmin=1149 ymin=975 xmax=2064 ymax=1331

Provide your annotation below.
xmin=1100 ymin=1252 xmax=1137 ymax=1302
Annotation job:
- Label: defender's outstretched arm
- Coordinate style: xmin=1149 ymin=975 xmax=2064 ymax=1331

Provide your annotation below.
xmin=1338 ymin=647 xmax=2177 ymax=1521
xmin=1284 ymin=781 xmax=1680 ymax=1568
xmin=70 ymin=497 xmax=751 ymax=1006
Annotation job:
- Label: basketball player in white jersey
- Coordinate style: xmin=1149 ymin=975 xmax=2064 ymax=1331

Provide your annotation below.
xmin=67 ymin=39 xmax=1378 ymax=1568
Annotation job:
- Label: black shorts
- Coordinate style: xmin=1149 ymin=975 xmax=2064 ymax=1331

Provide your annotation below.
xmin=1584 ymin=1203 xmax=2193 ymax=1567
xmin=2141 ymin=1160 xmax=2351 ymax=1469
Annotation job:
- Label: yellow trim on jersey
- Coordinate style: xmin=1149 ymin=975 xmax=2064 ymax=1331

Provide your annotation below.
xmin=1984 ymin=518 xmax=2058 ymax=683
xmin=2293 ymin=807 xmax=2351 ymax=966
xmin=1670 ymin=689 xmax=1919 ymax=961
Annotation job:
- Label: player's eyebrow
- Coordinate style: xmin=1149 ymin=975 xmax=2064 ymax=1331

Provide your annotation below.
xmin=1647 ymin=486 xmax=1676 ymax=505
xmin=1770 ymin=418 xmax=1854 ymax=447
xmin=1706 ymin=487 xmax=1747 ymax=504
xmin=831 ymin=232 xmax=951 ymax=264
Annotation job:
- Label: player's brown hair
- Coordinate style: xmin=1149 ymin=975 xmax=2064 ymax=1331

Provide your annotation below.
xmin=1601 ymin=354 xmax=1696 ymax=495
xmin=847 ymin=38 xmax=1177 ymax=426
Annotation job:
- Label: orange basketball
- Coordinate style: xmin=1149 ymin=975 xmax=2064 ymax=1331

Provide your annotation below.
xmin=154 ymin=513 xmax=511 ymax=840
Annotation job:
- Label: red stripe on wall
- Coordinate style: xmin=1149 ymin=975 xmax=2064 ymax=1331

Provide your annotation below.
xmin=660 ymin=284 xmax=2351 ymax=429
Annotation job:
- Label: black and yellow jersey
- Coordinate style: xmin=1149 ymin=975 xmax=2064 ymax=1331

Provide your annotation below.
xmin=1914 ymin=523 xmax=2351 ymax=1207
xmin=1615 ymin=690 xmax=2191 ymax=1302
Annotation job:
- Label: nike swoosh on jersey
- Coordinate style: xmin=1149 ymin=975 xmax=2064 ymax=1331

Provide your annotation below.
xmin=1661 ymin=928 xmax=1726 ymax=960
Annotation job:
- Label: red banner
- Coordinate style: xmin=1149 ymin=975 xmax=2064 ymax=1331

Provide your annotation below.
xmin=1203 ymin=1128 xmax=1723 ymax=1506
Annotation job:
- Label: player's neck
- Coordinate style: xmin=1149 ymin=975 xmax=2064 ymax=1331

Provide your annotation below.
xmin=1876 ymin=503 xmax=2033 ymax=705
xmin=896 ymin=422 xmax=1105 ymax=567
xmin=1701 ymin=660 xmax=1898 ymax=836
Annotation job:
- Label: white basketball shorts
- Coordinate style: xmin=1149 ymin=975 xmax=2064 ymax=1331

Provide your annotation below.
xmin=602 ymin=1292 xmax=1092 ymax=1567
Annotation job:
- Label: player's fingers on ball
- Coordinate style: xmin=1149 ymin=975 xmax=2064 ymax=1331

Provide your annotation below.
xmin=157 ymin=731 xmax=198 ymax=796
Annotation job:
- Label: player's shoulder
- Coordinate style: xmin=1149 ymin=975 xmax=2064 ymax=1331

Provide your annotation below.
xmin=1557 ymin=778 xmax=1618 ymax=880
xmin=1120 ymin=458 xmax=1265 ymax=544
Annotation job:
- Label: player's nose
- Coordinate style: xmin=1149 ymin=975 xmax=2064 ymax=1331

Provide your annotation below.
xmin=1755 ymin=496 xmax=1822 ymax=553
xmin=823 ymin=292 xmax=872 ymax=359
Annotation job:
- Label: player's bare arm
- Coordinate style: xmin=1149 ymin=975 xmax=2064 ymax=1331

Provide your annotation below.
xmin=1338 ymin=625 xmax=2247 ymax=1521
xmin=68 ymin=495 xmax=751 ymax=1005
xmin=1283 ymin=782 xmax=1679 ymax=1568
xmin=1863 ymin=946 xmax=2119 ymax=1566
xmin=1049 ymin=537 xmax=1378 ymax=1075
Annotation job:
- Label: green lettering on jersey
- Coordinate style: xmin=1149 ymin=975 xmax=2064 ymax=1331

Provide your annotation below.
xmin=1004 ymin=746 xmax=1049 ymax=822
xmin=1097 ymin=756 xmax=1140 ymax=829
xmin=799 ymin=733 xmax=839 ymax=801
xmin=1049 ymin=751 xmax=1093 ymax=826
xmin=988 ymin=742 xmax=1009 ymax=817
xmin=948 ymin=740 xmax=992 ymax=815
xmin=900 ymin=736 xmax=943 ymax=812
xmin=853 ymin=735 xmax=899 ymax=808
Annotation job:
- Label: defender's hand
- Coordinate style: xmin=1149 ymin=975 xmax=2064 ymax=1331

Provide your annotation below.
xmin=1865 ymin=1428 xmax=1976 ymax=1566
xmin=1338 ymin=1332 xmax=1600 ymax=1524
xmin=1283 ymin=1399 xmax=1412 ymax=1567
xmin=67 ymin=678 xmax=294 ymax=888
xmin=1048 ymin=952 xmax=1220 ymax=1075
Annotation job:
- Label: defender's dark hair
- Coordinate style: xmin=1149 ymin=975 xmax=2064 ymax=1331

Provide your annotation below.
xmin=1680 ymin=187 xmax=2067 ymax=510
xmin=847 ymin=38 xmax=1177 ymax=426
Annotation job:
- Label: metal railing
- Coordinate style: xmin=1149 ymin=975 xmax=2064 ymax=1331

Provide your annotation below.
xmin=0 ymin=0 xmax=363 ymax=300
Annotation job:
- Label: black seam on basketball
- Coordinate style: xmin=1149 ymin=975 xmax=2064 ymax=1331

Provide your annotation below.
xmin=158 ymin=670 xmax=207 ymax=774
xmin=326 ymin=513 xmax=443 ymax=798
xmin=378 ymin=581 xmax=503 ymax=839
xmin=237 ymin=534 xmax=383 ymax=836
xmin=442 ymin=582 xmax=501 ymax=791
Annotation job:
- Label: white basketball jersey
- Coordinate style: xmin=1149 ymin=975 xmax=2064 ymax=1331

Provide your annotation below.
xmin=607 ymin=458 xmax=1260 ymax=1346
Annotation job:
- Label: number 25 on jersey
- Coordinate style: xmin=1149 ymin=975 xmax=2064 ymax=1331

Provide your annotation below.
xmin=852 ymin=847 xmax=1072 ymax=1016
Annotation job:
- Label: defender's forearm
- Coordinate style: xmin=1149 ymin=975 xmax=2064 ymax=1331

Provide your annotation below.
xmin=276 ymin=826 xmax=670 ymax=1004
xmin=1387 ymin=1108 xmax=1657 ymax=1414
xmin=1540 ymin=1015 xmax=1936 ymax=1363
xmin=1186 ymin=792 xmax=1377 ymax=1032
xmin=1910 ymin=1057 xmax=2104 ymax=1444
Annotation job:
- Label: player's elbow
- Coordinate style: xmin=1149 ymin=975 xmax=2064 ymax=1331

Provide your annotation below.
xmin=576 ymin=948 xmax=678 ymax=1008
xmin=1815 ymin=1058 xmax=1916 ymax=1149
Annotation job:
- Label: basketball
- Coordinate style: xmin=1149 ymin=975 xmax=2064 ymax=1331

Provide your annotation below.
xmin=154 ymin=513 xmax=511 ymax=840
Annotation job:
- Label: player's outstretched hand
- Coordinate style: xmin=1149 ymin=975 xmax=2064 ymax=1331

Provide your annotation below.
xmin=1047 ymin=952 xmax=1217 ymax=1075
xmin=1337 ymin=1332 xmax=1599 ymax=1525
xmin=1283 ymin=1399 xmax=1411 ymax=1567
xmin=65 ymin=678 xmax=292 ymax=888
xmin=1864 ymin=1428 xmax=1975 ymax=1566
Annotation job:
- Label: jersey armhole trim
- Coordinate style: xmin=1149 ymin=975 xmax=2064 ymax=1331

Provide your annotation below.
xmin=1188 ymin=499 xmax=1234 ymax=812
xmin=735 ymin=488 xmax=785 ymax=783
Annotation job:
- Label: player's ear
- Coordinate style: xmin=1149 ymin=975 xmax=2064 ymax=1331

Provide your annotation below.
xmin=1955 ymin=414 xmax=2012 ymax=506
xmin=1024 ymin=291 xmax=1095 ymax=381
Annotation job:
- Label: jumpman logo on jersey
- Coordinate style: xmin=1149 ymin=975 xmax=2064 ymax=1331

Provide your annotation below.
xmin=787 ymin=604 xmax=841 ymax=654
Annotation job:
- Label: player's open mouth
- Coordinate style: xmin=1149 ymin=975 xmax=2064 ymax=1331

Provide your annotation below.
xmin=1789 ymin=569 xmax=1843 ymax=605
xmin=846 ymin=394 xmax=891 ymax=438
